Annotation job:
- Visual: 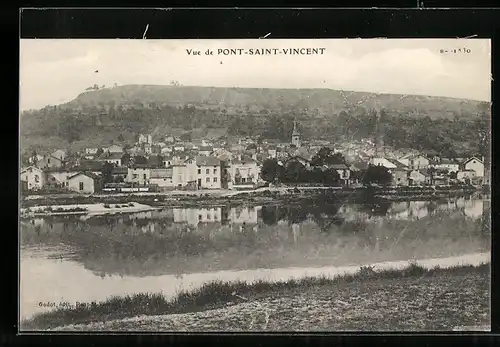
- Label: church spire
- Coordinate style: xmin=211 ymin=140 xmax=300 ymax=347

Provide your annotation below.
xmin=291 ymin=119 xmax=301 ymax=147
xmin=292 ymin=120 xmax=300 ymax=136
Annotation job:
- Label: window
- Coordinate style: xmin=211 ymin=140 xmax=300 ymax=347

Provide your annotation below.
xmin=143 ymin=174 xmax=146 ymax=180
xmin=34 ymin=175 xmax=39 ymax=183
xmin=199 ymin=215 xmax=202 ymax=220
xmin=66 ymin=182 xmax=69 ymax=187
xmin=79 ymin=182 xmax=84 ymax=191
xmin=214 ymin=168 xmax=217 ymax=174
xmin=178 ymin=175 xmax=182 ymax=182
xmin=198 ymin=169 xmax=201 ymax=174
xmin=48 ymin=158 xmax=51 ymax=164
xmin=242 ymin=178 xmax=246 ymax=183
xmin=207 ymin=214 xmax=211 ymax=220
xmin=133 ymin=174 xmax=138 ymax=179
xmin=206 ymin=169 xmax=210 ymax=174
xmin=213 ymin=177 xmax=217 ymax=183
xmin=206 ymin=177 xmax=210 ymax=183
xmin=247 ymin=177 xmax=252 ymax=183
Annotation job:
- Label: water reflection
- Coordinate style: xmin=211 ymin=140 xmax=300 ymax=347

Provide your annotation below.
xmin=20 ymin=196 xmax=491 ymax=320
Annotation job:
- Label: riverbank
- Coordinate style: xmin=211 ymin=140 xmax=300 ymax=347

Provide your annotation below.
xmin=20 ymin=185 xmax=482 ymax=209
xmin=21 ymin=261 xmax=490 ymax=332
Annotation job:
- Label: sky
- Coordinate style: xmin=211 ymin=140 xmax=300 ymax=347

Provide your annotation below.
xmin=19 ymin=39 xmax=491 ymax=111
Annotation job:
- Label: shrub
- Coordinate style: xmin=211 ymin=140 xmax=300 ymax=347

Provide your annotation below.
xmin=104 ymin=204 xmax=110 ymax=209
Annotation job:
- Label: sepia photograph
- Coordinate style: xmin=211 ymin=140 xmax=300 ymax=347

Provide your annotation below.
xmin=19 ymin=38 xmax=491 ymax=332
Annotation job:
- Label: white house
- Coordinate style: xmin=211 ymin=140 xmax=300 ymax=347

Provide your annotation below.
xmin=195 ymin=156 xmax=222 ymax=189
xmin=408 ymin=170 xmax=427 ymax=186
xmin=150 ymin=168 xmax=174 ymax=190
xmin=228 ymin=158 xmax=260 ymax=189
xmin=397 ymin=154 xmax=429 ymax=170
xmin=51 ymin=149 xmax=67 ymax=162
xmin=126 ymin=166 xmax=151 ymax=186
xmin=20 ymin=166 xmax=45 ymax=191
xmin=67 ymin=172 xmax=100 ymax=194
xmin=461 ymin=157 xmax=484 ymax=177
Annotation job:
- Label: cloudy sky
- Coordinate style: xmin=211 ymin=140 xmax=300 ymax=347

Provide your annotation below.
xmin=20 ymin=39 xmax=491 ymax=111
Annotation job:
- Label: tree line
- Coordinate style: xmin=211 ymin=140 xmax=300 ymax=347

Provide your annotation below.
xmin=21 ymin=100 xmax=490 ymax=158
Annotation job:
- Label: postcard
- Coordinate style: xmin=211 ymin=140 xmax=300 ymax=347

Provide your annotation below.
xmin=19 ymin=38 xmax=491 ymax=332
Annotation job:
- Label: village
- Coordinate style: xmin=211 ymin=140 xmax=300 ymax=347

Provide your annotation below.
xmin=20 ymin=120 xmax=489 ymax=195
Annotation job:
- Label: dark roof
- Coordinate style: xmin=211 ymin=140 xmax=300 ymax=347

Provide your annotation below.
xmin=75 ymin=160 xmax=103 ymax=171
xmin=196 ymin=155 xmax=220 ymax=166
xmin=112 ymin=167 xmax=128 ymax=175
xmin=387 ymin=158 xmax=408 ymax=169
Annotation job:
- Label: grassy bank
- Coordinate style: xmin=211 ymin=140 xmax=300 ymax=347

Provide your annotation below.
xmin=21 ymin=262 xmax=490 ymax=331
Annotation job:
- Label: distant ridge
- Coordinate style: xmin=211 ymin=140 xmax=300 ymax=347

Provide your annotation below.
xmin=64 ymin=84 xmax=487 ymax=116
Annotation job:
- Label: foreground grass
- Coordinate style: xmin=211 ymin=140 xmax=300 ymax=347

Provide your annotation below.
xmin=21 ymin=262 xmax=490 ymax=331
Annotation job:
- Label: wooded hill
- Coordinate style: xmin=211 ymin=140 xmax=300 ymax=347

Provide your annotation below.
xmin=20 ymin=84 xmax=491 ymax=157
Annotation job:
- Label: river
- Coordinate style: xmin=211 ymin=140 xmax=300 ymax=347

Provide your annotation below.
xmin=20 ymin=195 xmax=491 ymax=320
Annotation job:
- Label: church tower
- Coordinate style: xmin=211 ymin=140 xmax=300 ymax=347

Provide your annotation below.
xmin=291 ymin=120 xmax=301 ymax=148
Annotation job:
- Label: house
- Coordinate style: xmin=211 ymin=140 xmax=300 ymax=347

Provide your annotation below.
xmin=51 ymin=149 xmax=66 ymax=162
xmin=457 ymin=169 xmax=477 ymax=183
xmin=199 ymin=146 xmax=213 ymax=156
xmin=397 ymin=154 xmax=429 ymax=170
xmin=73 ymin=160 xmax=103 ymax=176
xmin=408 ymin=170 xmax=427 ymax=186
xmin=195 ymin=156 xmax=222 ymax=189
xmin=20 ymin=166 xmax=45 ymax=191
xmin=36 ymin=154 xmax=63 ymax=169
xmin=96 ymin=152 xmax=123 ymax=167
xmin=150 ymin=168 xmax=174 ymax=190
xmin=45 ymin=168 xmax=79 ymax=189
xmin=126 ymin=165 xmax=151 ymax=186
xmin=228 ymin=158 xmax=261 ymax=189
xmin=461 ymin=157 xmax=484 ymax=177
xmin=165 ymin=136 xmax=174 ymax=143
xmin=171 ymin=161 xmax=196 ymax=189
xmin=391 ymin=168 xmax=409 ymax=186
xmin=104 ymin=144 xmax=124 ymax=154
xmin=85 ymin=148 xmax=99 ymax=155
xmin=433 ymin=158 xmax=460 ymax=172
xmin=67 ymin=172 xmax=101 ymax=194
xmin=369 ymin=157 xmax=398 ymax=169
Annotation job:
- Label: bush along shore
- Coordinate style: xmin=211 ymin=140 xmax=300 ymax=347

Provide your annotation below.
xmin=21 ymin=262 xmax=490 ymax=332
xmin=20 ymin=185 xmax=481 ymax=209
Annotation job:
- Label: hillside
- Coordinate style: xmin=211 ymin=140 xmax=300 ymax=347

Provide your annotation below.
xmin=66 ymin=85 xmax=486 ymax=118
xmin=20 ymin=85 xmax=491 ymax=156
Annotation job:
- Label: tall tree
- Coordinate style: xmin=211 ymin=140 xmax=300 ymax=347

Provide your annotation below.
xmin=362 ymin=165 xmax=392 ymax=186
